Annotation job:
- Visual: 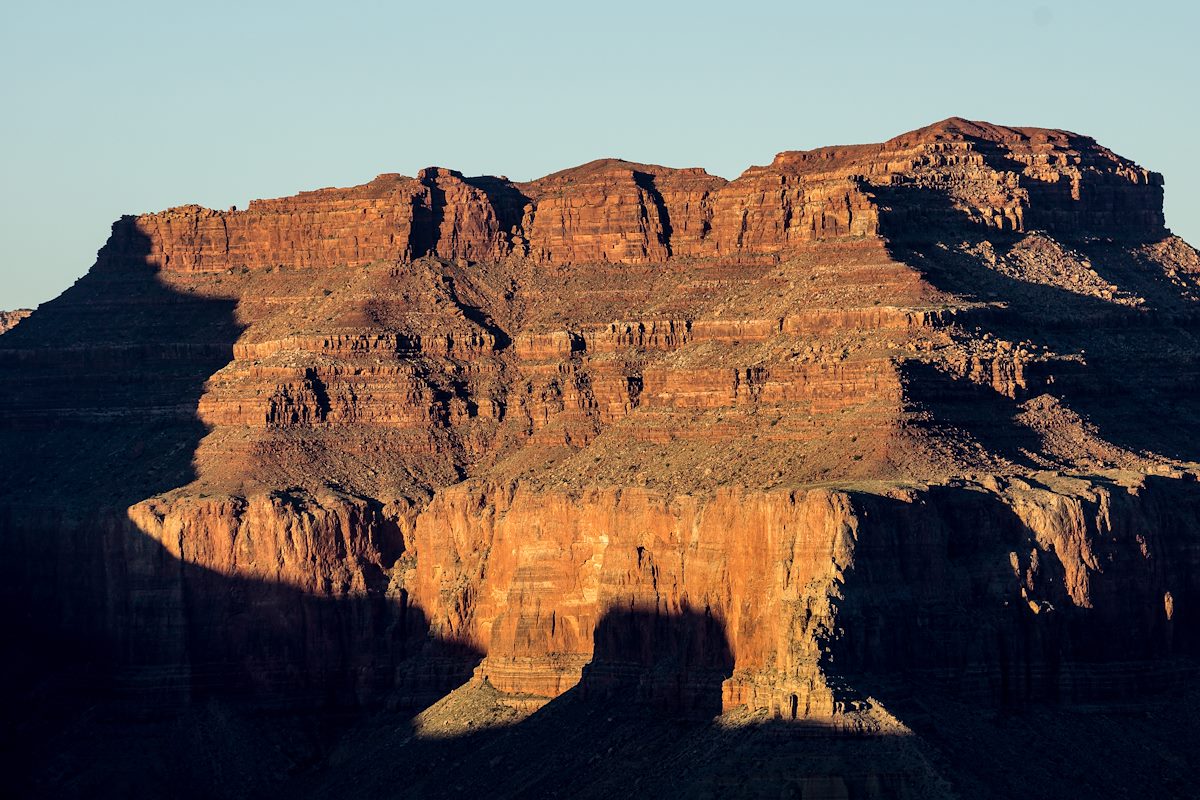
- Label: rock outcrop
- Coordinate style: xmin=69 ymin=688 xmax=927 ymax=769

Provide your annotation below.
xmin=117 ymin=118 xmax=1167 ymax=277
xmin=0 ymin=309 xmax=30 ymax=334
xmin=2 ymin=118 xmax=1199 ymax=798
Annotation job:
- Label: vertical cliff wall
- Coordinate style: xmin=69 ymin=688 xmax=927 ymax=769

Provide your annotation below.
xmin=2 ymin=117 xmax=1199 ymax=796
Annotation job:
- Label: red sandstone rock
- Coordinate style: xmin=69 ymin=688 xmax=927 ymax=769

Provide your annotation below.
xmin=0 ymin=308 xmax=31 ymax=334
xmin=120 ymin=117 xmax=1165 ymax=277
xmin=1 ymin=119 xmax=1197 ymax=752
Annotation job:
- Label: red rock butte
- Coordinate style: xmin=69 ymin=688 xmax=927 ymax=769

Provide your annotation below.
xmin=3 ymin=118 xmax=1200 ymax=797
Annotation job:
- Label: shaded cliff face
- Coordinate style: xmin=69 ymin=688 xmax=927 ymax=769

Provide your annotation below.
xmin=3 ymin=117 xmax=1200 ymax=797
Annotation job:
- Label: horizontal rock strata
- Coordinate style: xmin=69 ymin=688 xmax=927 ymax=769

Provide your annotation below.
xmin=2 ymin=117 xmax=1198 ymax=763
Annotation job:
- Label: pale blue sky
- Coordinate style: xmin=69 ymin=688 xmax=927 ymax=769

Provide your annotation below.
xmin=1 ymin=0 xmax=1196 ymax=308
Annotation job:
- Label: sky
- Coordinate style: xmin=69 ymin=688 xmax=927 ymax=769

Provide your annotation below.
xmin=1 ymin=0 xmax=1196 ymax=309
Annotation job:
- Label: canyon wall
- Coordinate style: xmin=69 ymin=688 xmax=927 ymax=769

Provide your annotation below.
xmin=2 ymin=117 xmax=1198 ymax=751
xmin=121 ymin=117 xmax=1166 ymax=277
xmin=409 ymin=475 xmax=1199 ymax=721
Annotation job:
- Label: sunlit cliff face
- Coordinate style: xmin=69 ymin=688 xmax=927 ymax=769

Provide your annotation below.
xmin=2 ymin=119 xmax=1200 ymax=798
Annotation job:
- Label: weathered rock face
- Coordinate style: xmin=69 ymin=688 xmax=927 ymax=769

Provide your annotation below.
xmin=2 ymin=118 xmax=1199 ymax=795
xmin=0 ymin=309 xmax=31 ymax=334
xmin=412 ymin=476 xmax=1200 ymax=720
xmin=121 ymin=117 xmax=1166 ymax=277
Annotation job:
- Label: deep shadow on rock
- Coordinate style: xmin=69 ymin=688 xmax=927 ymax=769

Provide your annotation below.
xmin=290 ymin=606 xmax=949 ymax=800
xmin=817 ymin=481 xmax=1200 ymax=799
xmin=0 ymin=224 xmax=482 ymax=798
xmin=4 ymin=125 xmax=1200 ymax=800
xmin=875 ymin=181 xmax=1200 ymax=463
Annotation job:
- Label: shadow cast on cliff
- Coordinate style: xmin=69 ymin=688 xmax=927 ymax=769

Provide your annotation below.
xmin=462 ymin=175 xmax=530 ymax=240
xmin=7 ymin=194 xmax=1200 ymax=799
xmin=956 ymin=128 xmax=1167 ymax=246
xmin=899 ymin=359 xmax=1044 ymax=471
xmin=874 ymin=181 xmax=1200 ymax=463
xmin=0 ymin=223 xmax=483 ymax=799
xmin=819 ymin=482 xmax=1200 ymax=799
xmin=292 ymin=606 xmax=952 ymax=800
xmin=283 ymin=480 xmax=1200 ymax=800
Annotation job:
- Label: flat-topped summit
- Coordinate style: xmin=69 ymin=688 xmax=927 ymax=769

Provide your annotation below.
xmin=114 ymin=119 xmax=1167 ymax=277
xmin=3 ymin=119 xmax=1199 ymax=797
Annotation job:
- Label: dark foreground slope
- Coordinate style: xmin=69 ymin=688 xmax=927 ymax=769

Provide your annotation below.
xmin=3 ymin=119 xmax=1200 ymax=798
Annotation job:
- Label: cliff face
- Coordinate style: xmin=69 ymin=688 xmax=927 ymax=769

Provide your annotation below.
xmin=124 ymin=118 xmax=1167 ymax=275
xmin=3 ymin=118 xmax=1200 ymax=797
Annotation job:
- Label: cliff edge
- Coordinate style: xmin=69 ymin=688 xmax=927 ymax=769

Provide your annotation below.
xmin=3 ymin=119 xmax=1199 ymax=798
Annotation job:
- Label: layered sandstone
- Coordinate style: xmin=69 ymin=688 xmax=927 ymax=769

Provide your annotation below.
xmin=2 ymin=118 xmax=1198 ymax=797
xmin=120 ymin=117 xmax=1166 ymax=277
